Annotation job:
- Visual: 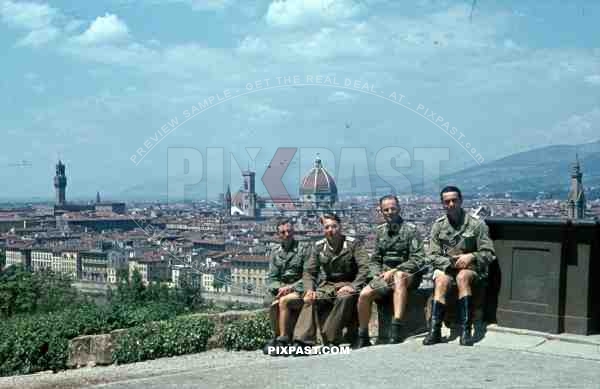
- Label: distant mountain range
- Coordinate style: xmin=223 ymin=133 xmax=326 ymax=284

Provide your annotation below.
xmin=422 ymin=140 xmax=600 ymax=199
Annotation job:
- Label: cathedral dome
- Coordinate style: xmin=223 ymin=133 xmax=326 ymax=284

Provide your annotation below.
xmin=300 ymin=157 xmax=337 ymax=208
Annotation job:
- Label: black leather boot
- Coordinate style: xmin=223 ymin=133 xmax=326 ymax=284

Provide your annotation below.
xmin=458 ymin=296 xmax=473 ymax=346
xmin=262 ymin=337 xmax=278 ymax=355
xmin=343 ymin=325 xmax=359 ymax=347
xmin=355 ymin=327 xmax=372 ymax=349
xmin=423 ymin=300 xmax=445 ymax=345
xmin=390 ymin=320 xmax=405 ymax=344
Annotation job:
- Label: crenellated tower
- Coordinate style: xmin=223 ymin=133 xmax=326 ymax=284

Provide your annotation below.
xmin=54 ymin=160 xmax=67 ymax=206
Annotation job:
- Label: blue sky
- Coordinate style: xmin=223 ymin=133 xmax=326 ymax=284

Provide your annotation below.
xmin=1 ymin=0 xmax=599 ymax=201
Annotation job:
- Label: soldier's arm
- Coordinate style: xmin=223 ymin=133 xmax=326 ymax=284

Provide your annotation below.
xmin=266 ymin=251 xmax=283 ymax=295
xmin=289 ymin=243 xmax=309 ymax=290
xmin=405 ymin=227 xmax=428 ymax=271
xmin=302 ymin=244 xmax=320 ymax=292
xmin=428 ymin=222 xmax=452 ymax=272
xmin=472 ymin=222 xmax=496 ymax=267
xmin=351 ymin=240 xmax=370 ymax=291
xmin=369 ymin=233 xmax=384 ymax=277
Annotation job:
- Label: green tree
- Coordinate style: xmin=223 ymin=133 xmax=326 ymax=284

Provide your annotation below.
xmin=177 ymin=274 xmax=202 ymax=311
xmin=0 ymin=265 xmax=80 ymax=319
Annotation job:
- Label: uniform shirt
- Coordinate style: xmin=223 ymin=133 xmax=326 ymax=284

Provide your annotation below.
xmin=267 ymin=239 xmax=310 ymax=296
xmin=428 ymin=211 xmax=496 ymax=278
xmin=303 ymin=235 xmax=370 ymax=292
xmin=370 ymin=221 xmax=428 ymax=276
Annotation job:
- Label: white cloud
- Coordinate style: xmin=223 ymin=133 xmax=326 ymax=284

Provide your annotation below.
xmin=0 ymin=0 xmax=57 ymax=30
xmin=16 ymin=26 xmax=59 ymax=47
xmin=72 ymin=13 xmax=129 ymax=46
xmin=144 ymin=0 xmax=230 ymax=10
xmin=265 ymin=0 xmax=365 ymax=27
xmin=0 ymin=0 xmax=62 ymax=47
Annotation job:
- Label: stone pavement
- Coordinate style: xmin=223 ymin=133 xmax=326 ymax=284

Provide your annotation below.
xmin=1 ymin=327 xmax=599 ymax=389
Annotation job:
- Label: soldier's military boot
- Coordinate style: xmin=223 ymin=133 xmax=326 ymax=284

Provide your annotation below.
xmin=390 ymin=320 xmax=405 ymax=344
xmin=355 ymin=327 xmax=372 ymax=349
xmin=422 ymin=300 xmax=445 ymax=345
xmin=458 ymin=296 xmax=473 ymax=346
xmin=343 ymin=326 xmax=359 ymax=347
xmin=262 ymin=337 xmax=278 ymax=355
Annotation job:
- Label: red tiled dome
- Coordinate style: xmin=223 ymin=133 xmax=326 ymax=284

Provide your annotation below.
xmin=300 ymin=157 xmax=337 ymax=195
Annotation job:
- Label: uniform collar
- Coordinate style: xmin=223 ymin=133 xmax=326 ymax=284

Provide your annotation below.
xmin=324 ymin=235 xmax=347 ymax=253
xmin=442 ymin=210 xmax=471 ymax=233
xmin=280 ymin=239 xmax=298 ymax=253
xmin=385 ymin=217 xmax=404 ymax=235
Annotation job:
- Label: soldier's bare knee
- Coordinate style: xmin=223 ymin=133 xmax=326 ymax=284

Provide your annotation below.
xmin=279 ymin=298 xmax=289 ymax=309
xmin=435 ymin=275 xmax=451 ymax=291
xmin=457 ymin=271 xmax=473 ymax=286
xmin=393 ymin=272 xmax=409 ymax=288
xmin=359 ymin=286 xmax=374 ymax=300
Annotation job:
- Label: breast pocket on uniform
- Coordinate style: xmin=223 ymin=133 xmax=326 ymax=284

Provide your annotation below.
xmin=461 ymin=234 xmax=477 ymax=253
xmin=397 ymin=241 xmax=409 ymax=257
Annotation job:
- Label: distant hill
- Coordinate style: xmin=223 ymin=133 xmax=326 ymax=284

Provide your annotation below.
xmin=422 ymin=141 xmax=600 ymax=199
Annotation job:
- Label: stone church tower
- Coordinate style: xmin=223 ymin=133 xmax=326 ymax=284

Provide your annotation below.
xmin=566 ymin=154 xmax=586 ymax=219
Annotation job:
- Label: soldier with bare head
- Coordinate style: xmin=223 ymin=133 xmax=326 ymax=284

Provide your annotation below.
xmin=356 ymin=194 xmax=428 ymax=348
xmin=423 ymin=186 xmax=496 ymax=346
xmin=293 ymin=213 xmax=370 ymax=349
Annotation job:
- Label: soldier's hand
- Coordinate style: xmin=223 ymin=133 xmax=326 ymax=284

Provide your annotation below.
xmin=276 ymin=286 xmax=293 ymax=298
xmin=381 ymin=270 xmax=396 ymax=284
xmin=453 ymin=253 xmax=474 ymax=269
xmin=304 ymin=290 xmax=317 ymax=304
xmin=336 ymin=285 xmax=355 ymax=297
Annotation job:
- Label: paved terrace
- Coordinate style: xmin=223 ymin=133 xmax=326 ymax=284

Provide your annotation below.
xmin=2 ymin=326 xmax=599 ymax=389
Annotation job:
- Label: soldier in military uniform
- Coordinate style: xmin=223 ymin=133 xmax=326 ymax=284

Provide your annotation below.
xmin=293 ymin=213 xmax=370 ymax=348
xmin=264 ymin=218 xmax=310 ymax=355
xmin=356 ymin=195 xmax=428 ymax=347
xmin=423 ymin=186 xmax=496 ymax=346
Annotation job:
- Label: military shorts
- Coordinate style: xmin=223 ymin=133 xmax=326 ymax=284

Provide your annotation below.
xmin=278 ymin=280 xmax=305 ymax=295
xmin=265 ymin=281 xmax=305 ymax=301
xmin=369 ymin=261 xmax=423 ymax=298
xmin=432 ymin=268 xmax=482 ymax=285
xmin=314 ymin=281 xmax=358 ymax=300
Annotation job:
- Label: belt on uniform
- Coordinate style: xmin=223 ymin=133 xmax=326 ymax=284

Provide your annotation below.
xmin=326 ymin=273 xmax=354 ymax=283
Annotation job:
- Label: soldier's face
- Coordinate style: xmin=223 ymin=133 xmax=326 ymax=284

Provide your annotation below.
xmin=277 ymin=223 xmax=294 ymax=241
xmin=442 ymin=192 xmax=462 ymax=213
xmin=380 ymin=198 xmax=400 ymax=222
xmin=322 ymin=218 xmax=341 ymax=239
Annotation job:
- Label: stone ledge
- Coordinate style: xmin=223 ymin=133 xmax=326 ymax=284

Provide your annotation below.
xmin=66 ymin=309 xmax=269 ymax=369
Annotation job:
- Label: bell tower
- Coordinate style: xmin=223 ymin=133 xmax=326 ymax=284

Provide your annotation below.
xmin=224 ymin=184 xmax=232 ymax=216
xmin=54 ymin=160 xmax=67 ymax=206
xmin=242 ymin=169 xmax=257 ymax=218
xmin=566 ymin=154 xmax=586 ymax=219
